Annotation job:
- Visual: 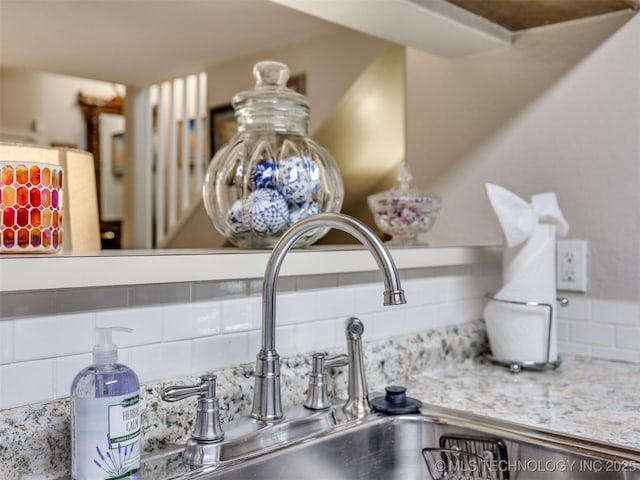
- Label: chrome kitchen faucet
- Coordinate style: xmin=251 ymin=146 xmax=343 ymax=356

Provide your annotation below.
xmin=251 ymin=212 xmax=406 ymax=423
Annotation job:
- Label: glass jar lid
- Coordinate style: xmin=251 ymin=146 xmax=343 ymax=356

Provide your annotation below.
xmin=231 ymin=61 xmax=309 ymax=127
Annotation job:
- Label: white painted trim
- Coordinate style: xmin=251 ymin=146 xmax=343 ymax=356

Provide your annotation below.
xmin=0 ymin=245 xmax=500 ymax=292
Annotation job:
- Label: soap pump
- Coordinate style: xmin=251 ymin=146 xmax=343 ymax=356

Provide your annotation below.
xmin=70 ymin=327 xmax=141 ymax=480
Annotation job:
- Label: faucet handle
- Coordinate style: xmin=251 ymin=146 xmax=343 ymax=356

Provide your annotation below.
xmin=161 ymin=374 xmax=224 ymax=442
xmin=304 ymin=353 xmax=348 ymax=410
xmin=311 ymin=353 xmax=348 ymax=374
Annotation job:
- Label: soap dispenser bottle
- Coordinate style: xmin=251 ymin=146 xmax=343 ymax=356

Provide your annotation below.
xmin=71 ymin=327 xmax=141 ymax=480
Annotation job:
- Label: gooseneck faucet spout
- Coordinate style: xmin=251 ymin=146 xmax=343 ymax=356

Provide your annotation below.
xmin=251 ymin=213 xmax=406 ymax=423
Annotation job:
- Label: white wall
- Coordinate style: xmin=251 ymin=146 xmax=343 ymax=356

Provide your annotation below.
xmin=406 ymin=12 xmax=640 ymax=302
xmin=205 ymin=28 xmax=388 ymax=135
xmin=0 ymin=68 xmax=123 ymax=148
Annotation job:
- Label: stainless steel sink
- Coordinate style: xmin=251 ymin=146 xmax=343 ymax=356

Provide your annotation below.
xmin=155 ymin=404 xmax=640 ymax=480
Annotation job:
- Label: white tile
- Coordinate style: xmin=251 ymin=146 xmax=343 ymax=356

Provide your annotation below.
xmin=557 ymin=341 xmax=591 ymax=357
xmin=404 ymin=277 xmax=447 ymax=306
xmin=591 ymin=346 xmax=640 ymax=363
xmin=221 ymin=297 xmax=261 ymax=333
xmin=55 ymin=353 xmax=93 ymax=399
xmin=445 ymin=274 xmax=482 ymax=300
xmin=96 ymin=306 xmax=164 ymax=347
xmin=275 ymin=325 xmax=297 ymax=358
xmin=294 ymin=319 xmax=339 ymax=354
xmin=0 ymin=320 xmax=14 ymax=364
xmin=615 ymin=325 xmax=640 ymax=350
xmin=557 ymin=295 xmax=591 ymax=321
xmin=14 ymin=313 xmax=94 ymax=362
xmin=592 ymin=299 xmax=639 ymax=325
xmin=163 ymin=301 xmax=221 ymax=341
xmin=0 ymin=359 xmax=54 ymax=409
xmin=447 ymin=298 xmax=484 ymax=324
xmin=359 ymin=311 xmax=396 ymax=342
xmin=570 ymin=321 xmax=614 ymax=346
xmin=129 ymin=341 xmax=192 ymax=383
xmin=353 ymin=284 xmax=384 ymax=314
xmin=403 ymin=306 xmax=433 ymax=334
xmin=248 ymin=325 xmax=299 ymax=359
xmin=193 ymin=332 xmax=251 ymax=373
xmin=248 ymin=331 xmax=262 ymax=359
xmin=277 ymin=291 xmax=317 ymax=326
xmin=429 ymin=302 xmax=469 ymax=329
xmin=316 ymin=286 xmax=356 ymax=320
xmin=556 ymin=318 xmax=570 ymax=341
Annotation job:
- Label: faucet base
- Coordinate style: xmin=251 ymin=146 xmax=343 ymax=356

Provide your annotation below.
xmin=251 ymin=349 xmax=283 ymax=423
xmin=183 ymin=406 xmax=340 ymax=468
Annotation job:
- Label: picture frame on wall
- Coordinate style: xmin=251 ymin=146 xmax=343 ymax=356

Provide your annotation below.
xmin=111 ymin=131 xmax=125 ymax=176
xmin=208 ymin=104 xmax=236 ymax=157
xmin=208 ymin=73 xmax=307 ymax=156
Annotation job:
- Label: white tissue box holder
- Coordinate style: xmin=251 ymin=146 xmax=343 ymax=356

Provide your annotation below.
xmin=484 ymin=293 xmax=567 ymax=373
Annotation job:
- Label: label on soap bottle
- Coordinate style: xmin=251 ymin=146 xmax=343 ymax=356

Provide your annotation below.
xmin=72 ymin=392 xmax=141 ymax=479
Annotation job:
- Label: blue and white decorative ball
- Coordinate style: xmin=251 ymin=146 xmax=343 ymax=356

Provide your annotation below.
xmin=228 ymin=200 xmax=250 ymax=233
xmin=250 ymin=158 xmax=278 ymax=190
xmin=288 ymin=201 xmax=321 ymax=226
xmin=245 ymin=188 xmax=289 ymax=234
xmin=305 ymin=158 xmax=321 ymax=195
xmin=277 ymin=156 xmax=315 ymax=205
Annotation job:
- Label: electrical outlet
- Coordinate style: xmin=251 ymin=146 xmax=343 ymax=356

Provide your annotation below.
xmin=556 ymin=240 xmax=587 ymax=292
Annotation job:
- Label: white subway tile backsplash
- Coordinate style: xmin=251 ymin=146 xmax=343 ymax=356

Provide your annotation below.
xmin=570 ymin=321 xmax=615 ymax=346
xmin=96 ymin=307 xmax=164 ymax=348
xmin=3 ymin=262 xmax=639 ymax=410
xmin=14 ymin=313 xmax=94 ymax=362
xmin=591 ymin=346 xmax=640 ymax=363
xmin=557 ymin=295 xmax=592 ymax=321
xmin=0 ymin=320 xmax=13 ymax=364
xmin=556 ymin=318 xmax=570 ymax=341
xmin=275 ymin=325 xmax=297 ymax=358
xmin=0 ymin=359 xmax=54 ymax=409
xmin=360 ymin=310 xmax=401 ymax=341
xmin=406 ymin=277 xmax=447 ymax=306
xmin=294 ymin=319 xmax=339 ymax=354
xmin=615 ymin=325 xmax=640 ymax=350
xmin=316 ymin=286 xmax=356 ymax=320
xmin=129 ymin=342 xmax=192 ymax=383
xmin=54 ymin=353 xmax=92 ymax=399
xmin=163 ymin=302 xmax=221 ymax=341
xmin=353 ymin=284 xmax=384 ymax=314
xmin=558 ymin=341 xmax=591 ymax=357
xmin=592 ymin=300 xmax=639 ymax=325
xmin=193 ymin=332 xmax=251 ymax=373
xmin=222 ymin=297 xmax=260 ymax=333
xmin=278 ymin=291 xmax=317 ymax=326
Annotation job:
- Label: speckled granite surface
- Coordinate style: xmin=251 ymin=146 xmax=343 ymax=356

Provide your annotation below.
xmin=2 ymin=319 xmax=639 ymax=479
xmin=411 ymin=355 xmax=640 ymax=450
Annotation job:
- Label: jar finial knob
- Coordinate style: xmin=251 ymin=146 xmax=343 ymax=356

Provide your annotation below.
xmin=253 ymin=61 xmax=290 ymax=87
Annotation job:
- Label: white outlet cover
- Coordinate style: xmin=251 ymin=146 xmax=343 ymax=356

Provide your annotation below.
xmin=556 ymin=240 xmax=588 ymax=292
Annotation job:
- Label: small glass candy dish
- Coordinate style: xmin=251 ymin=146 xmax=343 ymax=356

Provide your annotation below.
xmin=202 ymin=60 xmax=343 ymax=249
xmin=367 ymin=163 xmax=440 ymax=246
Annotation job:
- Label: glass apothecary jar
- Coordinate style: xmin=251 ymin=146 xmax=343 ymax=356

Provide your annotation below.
xmin=203 ymin=61 xmax=344 ymax=249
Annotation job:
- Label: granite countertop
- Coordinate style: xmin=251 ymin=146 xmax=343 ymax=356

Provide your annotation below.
xmin=407 ymin=355 xmax=640 ymax=450
xmin=2 ymin=321 xmax=638 ymax=480
xmin=140 ymin=353 xmax=639 ymax=480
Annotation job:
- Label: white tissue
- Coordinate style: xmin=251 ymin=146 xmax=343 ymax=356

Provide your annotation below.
xmin=486 ymin=183 xmax=569 ymax=248
xmin=483 ymin=184 xmax=569 ymax=364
